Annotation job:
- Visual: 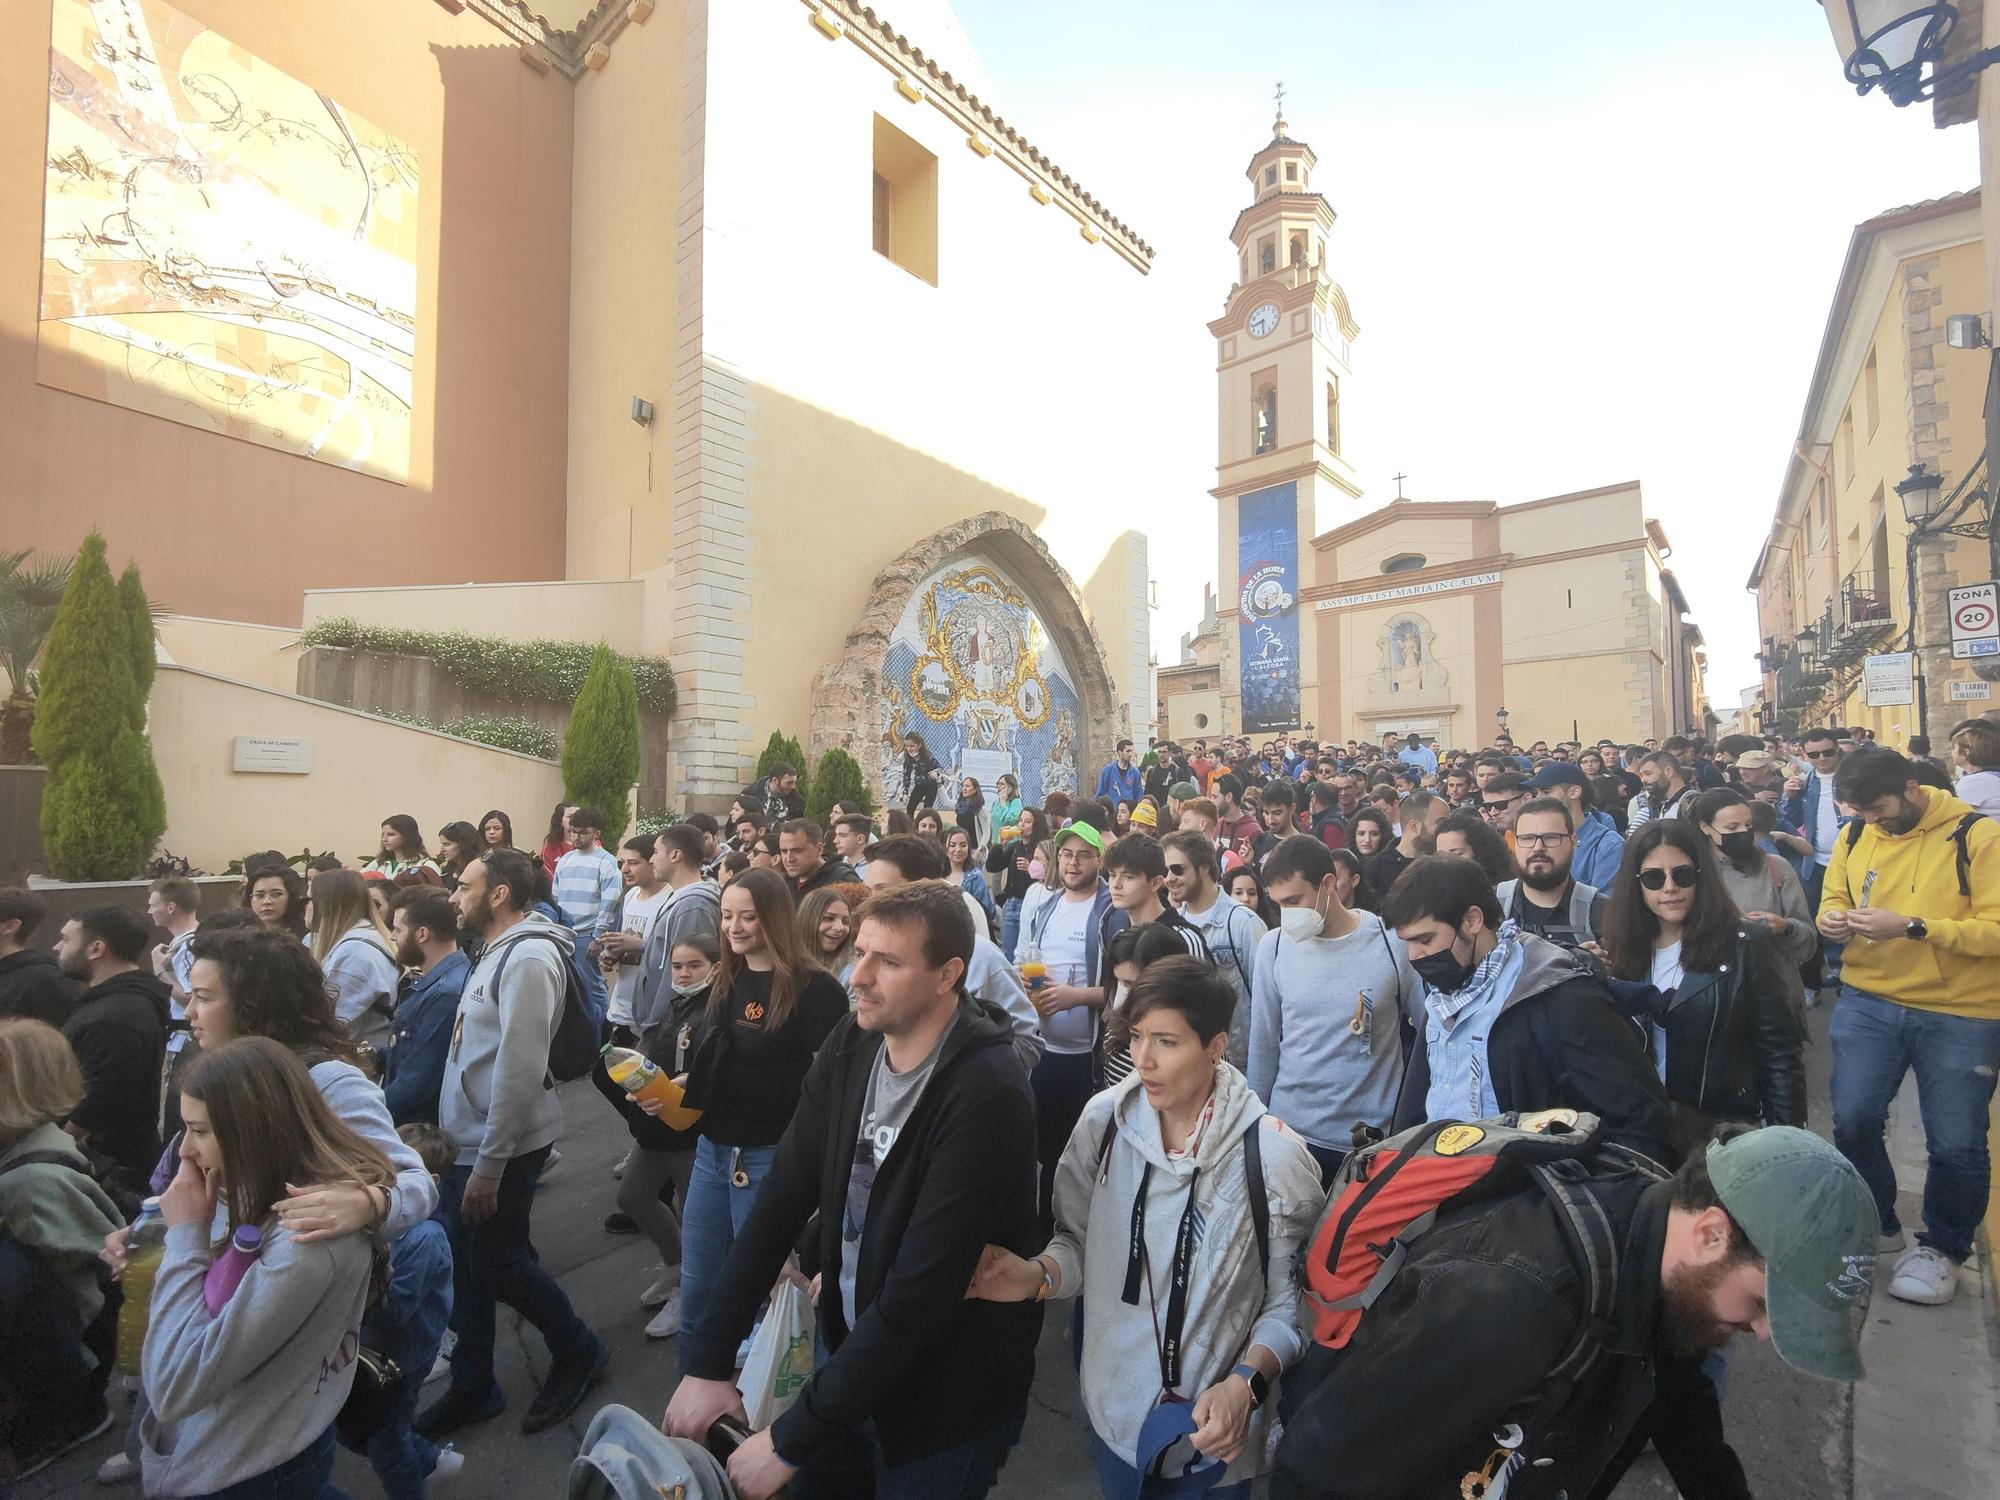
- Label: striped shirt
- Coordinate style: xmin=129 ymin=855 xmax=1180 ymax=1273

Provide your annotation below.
xmin=552 ymin=845 xmax=622 ymax=942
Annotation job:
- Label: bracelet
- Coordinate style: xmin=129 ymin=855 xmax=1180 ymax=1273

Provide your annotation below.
xmin=1031 ymin=1256 xmax=1056 ymax=1302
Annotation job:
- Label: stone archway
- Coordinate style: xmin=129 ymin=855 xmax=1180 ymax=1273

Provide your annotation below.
xmin=810 ymin=512 xmax=1125 ymax=808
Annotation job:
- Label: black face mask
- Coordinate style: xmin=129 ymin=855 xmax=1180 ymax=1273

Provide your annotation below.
xmin=1412 ymin=928 xmax=1477 ymax=993
xmin=1718 ymin=831 xmax=1758 ymax=864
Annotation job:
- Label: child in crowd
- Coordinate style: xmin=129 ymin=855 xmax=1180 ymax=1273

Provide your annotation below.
xmin=349 ymin=1121 xmax=463 ymax=1498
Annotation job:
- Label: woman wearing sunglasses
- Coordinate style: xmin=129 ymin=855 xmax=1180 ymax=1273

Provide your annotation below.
xmin=1602 ymin=819 xmax=1807 ymax=1154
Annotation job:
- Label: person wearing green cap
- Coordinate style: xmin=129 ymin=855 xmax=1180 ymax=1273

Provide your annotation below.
xmin=1272 ymin=1123 xmax=1877 ymax=1500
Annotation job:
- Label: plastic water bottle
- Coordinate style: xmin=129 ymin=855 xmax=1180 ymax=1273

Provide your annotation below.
xmin=114 ymin=1199 xmax=168 ymax=1375
xmin=203 ymin=1223 xmax=264 ymax=1315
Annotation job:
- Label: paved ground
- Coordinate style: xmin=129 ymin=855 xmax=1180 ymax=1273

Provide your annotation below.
xmin=26 ymin=1003 xmax=2000 ymax=1499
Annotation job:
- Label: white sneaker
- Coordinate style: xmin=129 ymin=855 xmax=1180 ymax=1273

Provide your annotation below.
xmin=645 ymin=1287 xmax=683 ymax=1339
xmin=1888 ymin=1245 xmax=1959 ymax=1305
xmin=431 ymin=1445 xmax=465 ymax=1483
xmin=612 ymin=1147 xmax=632 ymax=1180
xmin=96 ymin=1452 xmax=139 ymax=1486
xmin=1878 ymin=1229 xmax=1907 ymax=1254
xmin=426 ymin=1328 xmax=457 ymax=1386
xmin=641 ymin=1265 xmax=680 ymax=1308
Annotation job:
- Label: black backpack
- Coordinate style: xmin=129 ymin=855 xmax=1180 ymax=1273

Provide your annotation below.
xmin=490 ymin=931 xmax=601 ymax=1083
xmin=1842 ymin=811 xmax=1985 ymax=897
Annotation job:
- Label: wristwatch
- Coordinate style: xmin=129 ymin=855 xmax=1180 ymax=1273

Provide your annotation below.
xmin=1231 ymin=1363 xmax=1269 ymax=1410
xmin=1906 ymin=918 xmax=1929 ymax=941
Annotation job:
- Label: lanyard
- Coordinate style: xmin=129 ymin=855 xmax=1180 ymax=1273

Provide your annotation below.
xmin=1121 ymin=1162 xmax=1203 ymax=1392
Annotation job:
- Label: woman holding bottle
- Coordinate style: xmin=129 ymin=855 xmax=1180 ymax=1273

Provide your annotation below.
xmin=985 ymin=805 xmax=1049 ymax=960
xmin=674 ymin=870 xmax=846 ymax=1372
xmin=140 ymin=1036 xmax=394 ymax=1498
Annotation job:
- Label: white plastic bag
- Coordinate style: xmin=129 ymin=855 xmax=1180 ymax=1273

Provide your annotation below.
xmin=737 ymin=1280 xmax=816 ymax=1429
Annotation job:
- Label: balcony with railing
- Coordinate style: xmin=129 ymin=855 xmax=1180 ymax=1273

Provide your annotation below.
xmin=1815 ymin=567 xmax=1897 ymax=670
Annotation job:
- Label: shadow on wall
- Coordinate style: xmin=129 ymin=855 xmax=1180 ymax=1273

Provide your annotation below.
xmin=3 ymin=34 xmax=571 ymax=627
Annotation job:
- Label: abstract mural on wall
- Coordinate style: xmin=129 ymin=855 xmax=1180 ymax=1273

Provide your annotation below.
xmin=39 ymin=0 xmax=419 ymax=482
xmin=879 ymin=561 xmax=1081 ymax=808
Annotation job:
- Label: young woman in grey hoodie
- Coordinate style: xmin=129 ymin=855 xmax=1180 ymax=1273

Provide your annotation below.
xmin=969 ymin=958 xmax=1326 ymax=1496
xmin=142 ymin=1037 xmax=393 ymax=1497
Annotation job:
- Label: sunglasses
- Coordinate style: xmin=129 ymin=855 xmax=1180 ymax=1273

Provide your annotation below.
xmin=1805 ymin=748 xmax=1840 ymax=760
xmin=1164 ymin=862 xmax=1192 ymax=877
xmin=1637 ymin=865 xmax=1698 ymax=891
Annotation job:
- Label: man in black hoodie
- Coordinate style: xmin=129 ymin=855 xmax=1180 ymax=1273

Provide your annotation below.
xmin=665 ymin=880 xmax=1040 ymax=1500
xmin=55 ymin=905 xmax=170 ymax=1194
xmin=0 ymin=887 xmax=80 ymax=1025
xmin=1385 ymin=858 xmax=1675 ymax=1167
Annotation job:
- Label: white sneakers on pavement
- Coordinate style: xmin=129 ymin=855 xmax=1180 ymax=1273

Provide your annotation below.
xmin=95 ymin=1452 xmax=138 ymax=1486
xmin=641 ymin=1265 xmax=681 ymax=1308
xmin=426 ymin=1328 xmax=459 ymax=1385
xmin=431 ymin=1446 xmax=465 ymax=1483
xmin=645 ymin=1287 xmax=683 ymax=1339
xmin=1887 ymin=1245 xmax=1959 ymax=1305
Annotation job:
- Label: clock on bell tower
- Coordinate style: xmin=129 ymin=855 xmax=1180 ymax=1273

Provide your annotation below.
xmin=1208 ymin=101 xmax=1361 ymax=738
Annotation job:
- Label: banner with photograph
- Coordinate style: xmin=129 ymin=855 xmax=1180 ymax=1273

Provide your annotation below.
xmin=1236 ymin=482 xmax=1301 ymax=732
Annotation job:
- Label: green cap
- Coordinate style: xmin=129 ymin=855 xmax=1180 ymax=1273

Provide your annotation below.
xmin=1052 ymin=822 xmax=1103 ymax=854
xmin=1169 ymin=781 xmax=1200 ymax=801
xmin=1706 ymin=1127 xmax=1876 ymax=1382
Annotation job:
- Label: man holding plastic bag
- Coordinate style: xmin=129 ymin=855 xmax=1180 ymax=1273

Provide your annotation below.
xmin=664 ymin=880 xmax=1043 ymax=1500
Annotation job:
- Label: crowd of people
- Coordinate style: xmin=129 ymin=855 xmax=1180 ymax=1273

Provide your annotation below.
xmin=1 ymin=714 xmax=1996 ymax=1499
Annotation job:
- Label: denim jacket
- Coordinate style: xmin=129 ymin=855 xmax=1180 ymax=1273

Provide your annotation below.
xmin=381 ymin=950 xmax=469 ymax=1126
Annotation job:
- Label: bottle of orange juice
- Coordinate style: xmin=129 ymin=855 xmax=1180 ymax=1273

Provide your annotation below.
xmin=602 ymin=1044 xmax=703 ymax=1131
xmin=1017 ymin=937 xmax=1045 ymax=989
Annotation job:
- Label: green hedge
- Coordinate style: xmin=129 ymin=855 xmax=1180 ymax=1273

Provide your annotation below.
xmin=302 ymin=615 xmax=676 ymax=715
xmin=377 ymin=709 xmax=559 ymax=759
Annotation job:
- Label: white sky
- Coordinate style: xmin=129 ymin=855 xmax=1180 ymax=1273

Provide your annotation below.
xmin=944 ymin=0 xmax=1978 ymax=711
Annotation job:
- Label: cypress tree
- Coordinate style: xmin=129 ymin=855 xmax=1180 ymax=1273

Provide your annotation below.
xmin=806 ymin=746 xmax=872 ymax=825
xmin=118 ymin=562 xmax=167 ymax=852
xmin=753 ymin=729 xmax=808 ymax=807
xmin=561 ymin=644 xmax=641 ymax=843
xmin=33 ymin=533 xmax=163 ymax=879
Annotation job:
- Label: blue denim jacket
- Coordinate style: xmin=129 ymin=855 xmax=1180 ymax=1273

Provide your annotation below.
xmin=1572 ymin=810 xmax=1625 ymax=890
xmin=381 ymin=949 xmax=469 ymax=1126
xmin=368 ymin=1216 xmax=453 ymax=1375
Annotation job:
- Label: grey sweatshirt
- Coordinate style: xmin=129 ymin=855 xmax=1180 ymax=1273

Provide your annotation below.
xmin=442 ymin=912 xmax=572 ymax=1175
xmin=1043 ymin=1065 xmax=1326 ymax=1484
xmin=310 ymin=1059 xmax=437 ymax=1238
xmin=322 ymin=923 xmax=398 ymax=1053
xmin=1717 ymin=855 xmax=1816 ymax=1014
xmin=139 ymin=1219 xmax=372 ymax=1496
xmin=1248 ymin=913 xmax=1421 ymax=1151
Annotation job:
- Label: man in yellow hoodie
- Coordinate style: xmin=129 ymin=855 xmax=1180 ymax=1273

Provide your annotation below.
xmin=1817 ymin=746 xmax=2000 ymax=1307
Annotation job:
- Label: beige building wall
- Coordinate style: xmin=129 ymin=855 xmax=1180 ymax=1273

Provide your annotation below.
xmin=150 ymin=666 xmax=564 ymax=871
xmin=301 ymin=581 xmax=648 ymax=653
xmin=154 ymin=617 xmax=299 ymax=695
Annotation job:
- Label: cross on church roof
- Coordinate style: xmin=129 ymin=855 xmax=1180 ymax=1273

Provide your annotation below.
xmin=1393 ymin=472 xmax=1408 ymax=499
xmin=1274 ymin=80 xmax=1285 ymax=116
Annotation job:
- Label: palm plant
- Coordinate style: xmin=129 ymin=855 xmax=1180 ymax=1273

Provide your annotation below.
xmin=0 ymin=547 xmax=73 ymax=764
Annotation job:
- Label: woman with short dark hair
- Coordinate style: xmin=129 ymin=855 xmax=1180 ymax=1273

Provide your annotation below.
xmin=968 ymin=957 xmax=1326 ymax=1497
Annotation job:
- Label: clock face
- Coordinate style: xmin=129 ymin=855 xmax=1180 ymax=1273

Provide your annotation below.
xmin=1248 ymin=302 xmax=1280 ymax=338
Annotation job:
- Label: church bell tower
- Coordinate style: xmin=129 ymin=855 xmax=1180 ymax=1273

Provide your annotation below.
xmin=1210 ymin=97 xmax=1360 ymax=737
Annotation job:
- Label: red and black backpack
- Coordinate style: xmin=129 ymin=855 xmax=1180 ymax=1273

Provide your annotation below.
xmin=1301 ymin=1111 xmax=1664 ymax=1371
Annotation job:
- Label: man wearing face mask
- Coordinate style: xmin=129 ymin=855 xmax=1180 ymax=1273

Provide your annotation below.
xmin=1384 ymin=857 xmax=1675 ymax=1165
xmin=1249 ymin=836 xmax=1422 ymax=1180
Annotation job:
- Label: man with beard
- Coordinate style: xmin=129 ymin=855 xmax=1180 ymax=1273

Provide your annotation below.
xmin=1273 ymin=1125 xmax=1877 ymax=1500
xmin=382 ymin=887 xmax=470 ymax=1126
xmin=1494 ymin=798 xmax=1610 ymax=950
xmin=1819 ymin=746 xmax=2000 ymax=1307
xmin=1632 ymin=750 xmax=1694 ymax=829
xmin=1361 ymin=788 xmax=1444 ymax=903
xmin=55 ymin=906 xmax=169 ymax=1195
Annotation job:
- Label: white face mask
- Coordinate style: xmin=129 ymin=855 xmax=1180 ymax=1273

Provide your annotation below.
xmin=670 ymin=978 xmax=707 ymax=997
xmin=1280 ymin=886 xmax=1329 ymax=943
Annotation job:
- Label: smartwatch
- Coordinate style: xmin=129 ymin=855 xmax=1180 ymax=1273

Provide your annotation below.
xmin=1231 ymin=1362 xmax=1269 ymax=1409
xmin=1906 ymin=918 xmax=1929 ymax=941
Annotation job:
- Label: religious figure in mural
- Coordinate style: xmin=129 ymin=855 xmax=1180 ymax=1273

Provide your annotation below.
xmin=1390 ymin=621 xmax=1425 ymax=695
xmin=1368 ymin=613 xmax=1446 ymax=701
xmin=1043 ymin=708 xmax=1079 ymax=797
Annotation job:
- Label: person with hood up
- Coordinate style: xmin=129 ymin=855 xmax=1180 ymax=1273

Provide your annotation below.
xmin=0 ymin=886 xmax=80 ymax=1026
xmin=970 ymin=956 xmax=1325 ymax=1498
xmin=54 ymin=905 xmax=170 ymax=1196
xmin=1385 ymin=857 xmax=1677 ymax=1167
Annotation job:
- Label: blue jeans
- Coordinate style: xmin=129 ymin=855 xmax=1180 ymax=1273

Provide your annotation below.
xmin=678 ymin=1138 xmax=777 ymax=1377
xmin=1000 ymin=898 xmax=1023 ymax=961
xmin=1088 ymin=1431 xmax=1250 ymax=1500
xmin=1802 ymin=862 xmax=1843 ymax=986
xmin=441 ymin=1145 xmax=595 ymax=1398
xmin=195 ymin=1422 xmax=336 ymax=1499
xmin=1830 ymin=985 xmax=2000 ymax=1261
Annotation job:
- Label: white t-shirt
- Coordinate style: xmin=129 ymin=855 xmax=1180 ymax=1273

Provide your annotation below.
xmin=608 ymin=886 xmax=671 ymax=1027
xmin=1648 ymin=940 xmax=1684 ymax=1083
xmin=1035 ymin=892 xmax=1097 ymax=1055
xmin=1812 ymin=770 xmax=1840 ymax=864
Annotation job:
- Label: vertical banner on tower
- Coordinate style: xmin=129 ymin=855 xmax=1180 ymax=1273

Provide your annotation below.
xmin=1236 ymin=481 xmax=1302 ymax=732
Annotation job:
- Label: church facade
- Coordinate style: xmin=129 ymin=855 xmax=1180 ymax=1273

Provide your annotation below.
xmin=1165 ymin=114 xmax=1711 ymax=751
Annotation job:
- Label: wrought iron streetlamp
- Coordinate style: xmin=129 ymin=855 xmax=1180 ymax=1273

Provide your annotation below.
xmin=1823 ymin=2 xmax=2000 ymax=106
xmin=1896 ymin=461 xmax=1944 ymax=524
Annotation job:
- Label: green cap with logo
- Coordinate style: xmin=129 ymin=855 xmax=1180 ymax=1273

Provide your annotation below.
xmin=1052 ymin=822 xmax=1103 ymax=854
xmin=1706 ymin=1126 xmax=1877 ymax=1382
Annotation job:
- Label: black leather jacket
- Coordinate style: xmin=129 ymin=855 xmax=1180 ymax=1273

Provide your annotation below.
xmin=1647 ymin=926 xmax=1807 ymax=1137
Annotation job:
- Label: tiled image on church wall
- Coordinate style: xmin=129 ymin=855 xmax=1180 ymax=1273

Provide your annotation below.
xmin=878 ymin=561 xmax=1082 ymax=808
xmin=39 ymin=0 xmax=419 ymax=481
